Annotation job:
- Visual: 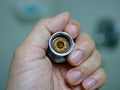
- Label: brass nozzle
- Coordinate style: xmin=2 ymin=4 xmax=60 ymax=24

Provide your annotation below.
xmin=53 ymin=38 xmax=68 ymax=53
xmin=48 ymin=32 xmax=74 ymax=63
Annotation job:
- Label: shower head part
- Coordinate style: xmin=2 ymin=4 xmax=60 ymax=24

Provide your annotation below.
xmin=47 ymin=32 xmax=74 ymax=63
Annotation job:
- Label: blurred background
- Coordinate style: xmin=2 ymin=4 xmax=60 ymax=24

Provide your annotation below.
xmin=0 ymin=0 xmax=120 ymax=90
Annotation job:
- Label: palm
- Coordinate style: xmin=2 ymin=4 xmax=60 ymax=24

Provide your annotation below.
xmin=52 ymin=62 xmax=83 ymax=90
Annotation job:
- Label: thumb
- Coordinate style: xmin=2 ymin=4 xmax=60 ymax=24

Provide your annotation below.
xmin=6 ymin=12 xmax=70 ymax=90
xmin=22 ymin=12 xmax=70 ymax=50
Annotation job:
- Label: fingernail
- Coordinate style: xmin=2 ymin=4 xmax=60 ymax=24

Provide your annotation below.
xmin=84 ymin=77 xmax=96 ymax=89
xmin=68 ymin=70 xmax=82 ymax=84
xmin=57 ymin=12 xmax=69 ymax=16
xmin=70 ymin=50 xmax=83 ymax=65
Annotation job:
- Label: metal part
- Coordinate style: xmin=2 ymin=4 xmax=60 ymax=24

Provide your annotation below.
xmin=53 ymin=37 xmax=68 ymax=53
xmin=47 ymin=32 xmax=74 ymax=63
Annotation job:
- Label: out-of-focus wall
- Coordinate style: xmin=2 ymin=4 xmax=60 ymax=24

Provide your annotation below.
xmin=0 ymin=0 xmax=120 ymax=90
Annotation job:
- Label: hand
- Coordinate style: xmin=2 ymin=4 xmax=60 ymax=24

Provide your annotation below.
xmin=6 ymin=12 xmax=107 ymax=90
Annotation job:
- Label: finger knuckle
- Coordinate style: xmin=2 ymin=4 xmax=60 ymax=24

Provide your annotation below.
xmin=93 ymin=50 xmax=102 ymax=65
xmin=84 ymin=33 xmax=95 ymax=51
xmin=71 ymin=20 xmax=81 ymax=28
xmin=99 ymin=68 xmax=107 ymax=83
xmin=76 ymin=33 xmax=95 ymax=53
xmin=77 ymin=50 xmax=102 ymax=75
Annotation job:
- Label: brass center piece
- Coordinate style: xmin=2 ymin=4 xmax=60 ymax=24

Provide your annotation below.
xmin=54 ymin=38 xmax=68 ymax=53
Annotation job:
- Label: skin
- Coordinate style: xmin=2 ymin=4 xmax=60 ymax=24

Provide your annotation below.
xmin=6 ymin=12 xmax=107 ymax=90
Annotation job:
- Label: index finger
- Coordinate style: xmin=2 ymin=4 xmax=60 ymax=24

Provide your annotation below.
xmin=64 ymin=20 xmax=80 ymax=39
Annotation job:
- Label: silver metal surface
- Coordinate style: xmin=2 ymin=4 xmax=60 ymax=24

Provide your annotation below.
xmin=47 ymin=32 xmax=74 ymax=63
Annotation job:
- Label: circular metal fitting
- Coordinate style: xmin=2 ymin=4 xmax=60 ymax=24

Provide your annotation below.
xmin=53 ymin=37 xmax=68 ymax=53
xmin=49 ymin=32 xmax=74 ymax=57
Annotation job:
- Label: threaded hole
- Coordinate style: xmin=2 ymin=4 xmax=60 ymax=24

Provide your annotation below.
xmin=57 ymin=41 xmax=64 ymax=49
xmin=53 ymin=38 xmax=68 ymax=53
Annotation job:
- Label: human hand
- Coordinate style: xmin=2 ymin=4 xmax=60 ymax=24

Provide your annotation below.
xmin=6 ymin=12 xmax=107 ymax=90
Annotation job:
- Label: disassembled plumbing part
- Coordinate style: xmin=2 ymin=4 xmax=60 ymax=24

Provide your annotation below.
xmin=47 ymin=32 xmax=74 ymax=63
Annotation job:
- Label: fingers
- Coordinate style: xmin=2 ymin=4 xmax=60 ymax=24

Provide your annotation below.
xmin=64 ymin=20 xmax=80 ymax=39
xmin=66 ymin=50 xmax=101 ymax=85
xmin=67 ymin=33 xmax=95 ymax=66
xmin=13 ymin=12 xmax=71 ymax=68
xmin=82 ymin=68 xmax=107 ymax=90
xmin=20 ymin=12 xmax=70 ymax=50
